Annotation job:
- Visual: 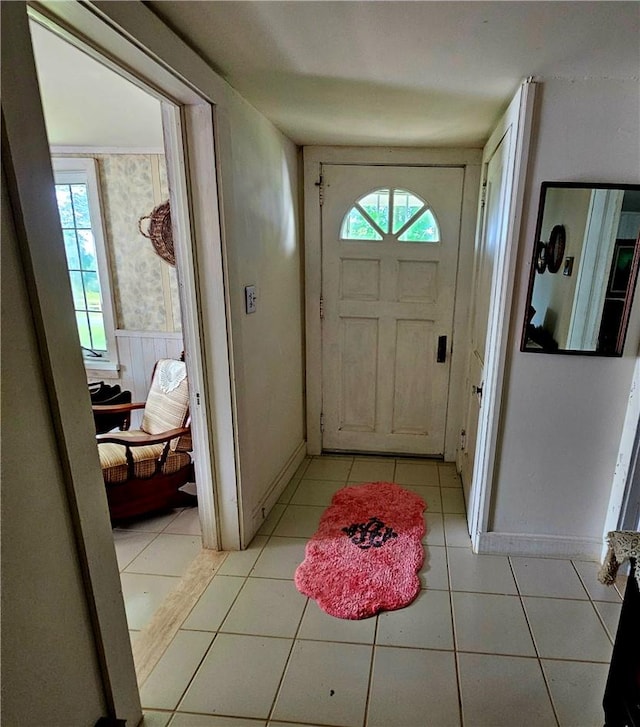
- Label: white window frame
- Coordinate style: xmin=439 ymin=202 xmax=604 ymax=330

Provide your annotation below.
xmin=52 ymin=156 xmax=119 ymax=371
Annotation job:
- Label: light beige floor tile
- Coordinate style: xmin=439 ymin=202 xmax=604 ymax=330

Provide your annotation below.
xmin=125 ymin=534 xmax=202 ymax=577
xmin=511 ymin=557 xmax=588 ymax=599
xmin=458 ymin=653 xmax=556 ymax=726
xmin=272 ymin=505 xmax=324 ymax=538
xmin=304 ymin=457 xmax=353 ymax=481
xmin=171 ymin=715 xmax=265 ymax=727
xmin=164 ymin=507 xmax=201 ymax=536
xmin=141 ymin=630 xmax=214 ymax=710
xmin=257 ymin=504 xmax=286 ymax=535
xmin=423 ymin=512 xmax=445 ymax=545
xmin=290 ymin=479 xmax=344 ymax=506
xmin=180 ymin=634 xmax=292 ymax=718
xmin=251 ymin=536 xmax=308 ymax=579
xmin=400 ymin=484 xmax=441 ymax=511
xmin=112 ymin=530 xmax=157 ymax=571
xmin=394 ymin=461 xmax=440 ymax=486
xmin=439 ymin=465 xmax=462 ymax=488
xmin=441 ymin=489 xmax=466 ymax=514
xmin=220 ymin=578 xmax=306 ymax=637
xmin=269 ymin=723 xmax=324 ymax=727
xmin=129 ymin=630 xmax=140 ymax=646
xmin=297 ymin=600 xmax=376 ymax=643
xmin=367 ymin=646 xmax=460 ymax=727
xmin=542 ymin=659 xmax=609 ymax=727
xmin=443 ymin=514 xmax=471 ymax=547
xmin=573 ymin=559 xmax=622 ymax=602
xmin=348 ymin=458 xmax=395 ymax=483
xmin=113 ymin=509 xmax=182 ymax=533
xmin=593 ymin=600 xmax=622 ymax=641
xmin=182 ymin=575 xmax=245 ymax=631
xmin=447 ymin=548 xmax=518 ymax=594
xmin=277 ymin=477 xmax=300 ymax=504
xmin=290 ymin=457 xmax=312 ymax=481
xmin=421 ymin=545 xmax=449 ymax=590
xmin=377 ymin=590 xmax=453 ymax=650
xmin=523 ymin=597 xmax=613 ymax=662
xmin=218 ymin=536 xmax=268 ymax=576
xmin=142 ymin=711 xmax=173 ymax=727
xmin=272 ymin=640 xmax=371 ymax=727
xmin=120 ymin=572 xmax=180 ymax=630
xmin=452 ymin=592 xmax=535 ymax=656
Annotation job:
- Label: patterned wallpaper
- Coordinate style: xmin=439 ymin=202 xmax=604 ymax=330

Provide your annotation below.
xmin=60 ymin=153 xmax=181 ymax=332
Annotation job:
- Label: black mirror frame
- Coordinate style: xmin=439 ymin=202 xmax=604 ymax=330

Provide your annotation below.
xmin=521 ymin=181 xmax=640 ymax=357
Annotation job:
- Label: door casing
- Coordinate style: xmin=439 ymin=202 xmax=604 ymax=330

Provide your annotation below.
xmin=304 ymin=147 xmax=482 ymax=459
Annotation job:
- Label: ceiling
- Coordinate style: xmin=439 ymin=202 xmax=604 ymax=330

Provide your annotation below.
xmin=30 ymin=20 xmax=164 ymax=149
xmin=147 ymin=0 xmax=639 ymax=147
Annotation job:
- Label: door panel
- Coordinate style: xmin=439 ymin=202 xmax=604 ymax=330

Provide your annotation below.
xmin=321 ymin=164 xmax=464 ymax=455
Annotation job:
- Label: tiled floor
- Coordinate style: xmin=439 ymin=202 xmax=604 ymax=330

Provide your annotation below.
xmin=137 ymin=455 xmax=621 ymax=727
xmin=113 ymin=506 xmax=202 ymax=636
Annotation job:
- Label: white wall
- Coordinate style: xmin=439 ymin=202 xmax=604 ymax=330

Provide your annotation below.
xmin=489 ymin=78 xmax=640 ymax=556
xmin=1 ymin=168 xmax=107 ymax=726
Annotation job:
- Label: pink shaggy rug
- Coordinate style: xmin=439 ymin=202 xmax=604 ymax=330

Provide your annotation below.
xmin=294 ymin=482 xmax=426 ymax=619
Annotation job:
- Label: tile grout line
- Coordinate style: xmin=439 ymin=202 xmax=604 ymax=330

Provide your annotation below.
xmin=265 ymin=594 xmax=310 ymax=724
xmin=361 ymin=614 xmax=380 ymax=727
xmin=569 ymin=559 xmax=619 ymax=646
xmin=508 ymin=555 xmax=561 ymax=727
xmin=445 ymin=541 xmax=466 ymax=727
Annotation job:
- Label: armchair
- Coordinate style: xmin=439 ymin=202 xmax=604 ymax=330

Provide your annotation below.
xmin=94 ymin=358 xmax=195 ymax=521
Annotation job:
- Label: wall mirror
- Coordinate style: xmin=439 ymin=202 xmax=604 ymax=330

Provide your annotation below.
xmin=521 ymin=182 xmax=640 ymax=356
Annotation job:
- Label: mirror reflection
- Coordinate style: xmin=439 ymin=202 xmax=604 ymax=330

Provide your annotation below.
xmin=522 ymin=183 xmax=640 ymax=356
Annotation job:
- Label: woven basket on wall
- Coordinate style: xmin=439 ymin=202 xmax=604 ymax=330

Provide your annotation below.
xmin=138 ymin=200 xmax=175 ymax=266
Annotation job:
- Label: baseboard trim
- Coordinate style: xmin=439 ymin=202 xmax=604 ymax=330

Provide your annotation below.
xmin=476 ymin=531 xmax=603 ymax=561
xmin=248 ymin=440 xmax=307 ymax=540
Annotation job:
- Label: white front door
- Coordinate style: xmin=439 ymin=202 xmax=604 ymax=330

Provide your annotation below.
xmin=321 ymin=164 xmax=464 ymax=455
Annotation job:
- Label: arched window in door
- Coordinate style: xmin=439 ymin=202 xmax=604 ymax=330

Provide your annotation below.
xmin=340 ymin=188 xmax=440 ymax=242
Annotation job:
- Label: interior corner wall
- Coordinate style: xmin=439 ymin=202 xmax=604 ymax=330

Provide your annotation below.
xmin=489 ymin=78 xmax=640 ymax=554
xmin=221 ymin=91 xmax=305 ymax=542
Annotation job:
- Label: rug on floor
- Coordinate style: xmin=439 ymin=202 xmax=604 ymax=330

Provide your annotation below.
xmin=294 ymin=481 xmax=427 ymax=619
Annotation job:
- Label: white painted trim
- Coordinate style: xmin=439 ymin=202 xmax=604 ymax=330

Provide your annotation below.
xmin=50 ymin=145 xmax=165 ymax=155
xmin=251 ymin=440 xmax=307 ymax=536
xmin=602 ymin=355 xmax=640 ymax=558
xmin=178 ymin=104 xmax=242 ymax=551
xmin=115 ymin=329 xmax=182 ymax=339
xmin=477 ymin=532 xmax=602 ymax=561
xmin=303 ymin=146 xmax=482 ymax=458
xmin=162 ymin=103 xmax=219 ymax=551
xmin=468 ymin=80 xmax=538 ymax=551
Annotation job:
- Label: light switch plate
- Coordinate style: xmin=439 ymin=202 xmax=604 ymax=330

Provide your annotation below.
xmin=245 ymin=285 xmax=257 ymax=313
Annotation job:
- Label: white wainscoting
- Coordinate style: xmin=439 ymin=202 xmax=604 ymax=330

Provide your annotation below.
xmin=88 ymin=330 xmax=184 ymax=427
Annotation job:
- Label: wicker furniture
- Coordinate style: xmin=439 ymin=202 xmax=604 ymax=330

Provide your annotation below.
xmin=94 ymin=359 xmax=194 ymax=521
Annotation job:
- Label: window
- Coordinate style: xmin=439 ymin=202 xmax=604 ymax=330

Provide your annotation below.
xmin=340 ymin=188 xmax=440 ymax=243
xmin=52 ymin=157 xmax=118 ymax=370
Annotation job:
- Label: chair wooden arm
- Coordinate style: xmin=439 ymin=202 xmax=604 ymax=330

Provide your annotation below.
xmin=92 ymin=401 xmax=146 ymax=414
xmin=96 ymin=426 xmax=190 ymax=447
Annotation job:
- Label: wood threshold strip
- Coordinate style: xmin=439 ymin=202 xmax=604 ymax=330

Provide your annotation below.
xmin=132 ymin=547 xmax=228 ymax=686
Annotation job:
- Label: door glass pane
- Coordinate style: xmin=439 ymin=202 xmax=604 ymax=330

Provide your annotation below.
xmin=358 ymin=189 xmax=390 ymax=232
xmin=88 ymin=312 xmax=107 ymax=351
xmin=71 ymin=184 xmax=91 ymax=228
xmin=340 ymin=207 xmax=383 ymax=240
xmin=63 ymin=230 xmax=80 ymax=269
xmin=75 ymin=311 xmax=91 ymax=349
xmin=399 ymin=209 xmax=440 ymax=242
xmin=69 ymin=271 xmax=86 ymax=310
xmin=82 ymin=272 xmax=102 ymax=311
xmin=77 ymin=230 xmax=97 ymax=271
xmin=55 ymin=185 xmax=74 ymax=228
xmin=392 ymin=189 xmax=425 ymax=233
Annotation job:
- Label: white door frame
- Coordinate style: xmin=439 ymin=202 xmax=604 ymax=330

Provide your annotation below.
xmin=466 ymin=80 xmax=537 ymax=550
xmin=6 ymin=0 xmax=240 ymax=721
xmin=28 ymin=2 xmax=241 ymax=551
xmin=303 ymin=147 xmax=482 ymax=458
